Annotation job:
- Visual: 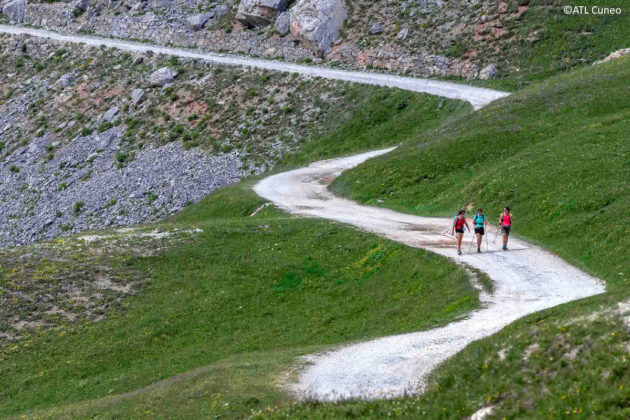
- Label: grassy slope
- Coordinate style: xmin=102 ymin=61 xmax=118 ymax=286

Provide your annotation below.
xmin=333 ymin=56 xmax=630 ymax=293
xmin=472 ymin=0 xmax=630 ymax=90
xmin=271 ymin=293 xmax=630 ymax=418
xmin=409 ymin=0 xmax=630 ymax=93
xmin=2 ymin=94 xmax=479 ymax=418
xmin=278 ymin=89 xmax=470 ymax=167
xmin=297 ymin=57 xmax=630 ymax=417
xmin=4 ymin=186 xmax=478 ymax=418
xmin=12 ymin=34 xmax=630 ymax=419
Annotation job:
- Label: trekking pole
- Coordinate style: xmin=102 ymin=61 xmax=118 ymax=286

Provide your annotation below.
xmin=468 ymin=230 xmax=475 ymax=252
xmin=493 ymin=226 xmax=501 ymax=244
xmin=485 ymin=228 xmax=489 ymax=252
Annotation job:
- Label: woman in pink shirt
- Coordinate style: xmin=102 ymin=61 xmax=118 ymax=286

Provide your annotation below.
xmin=499 ymin=206 xmax=513 ymax=251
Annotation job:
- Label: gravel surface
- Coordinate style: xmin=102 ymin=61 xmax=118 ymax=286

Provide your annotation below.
xmin=254 ymin=149 xmax=605 ymax=401
xmin=0 ymin=128 xmax=243 ymax=247
xmin=0 ymin=25 xmax=509 ymax=109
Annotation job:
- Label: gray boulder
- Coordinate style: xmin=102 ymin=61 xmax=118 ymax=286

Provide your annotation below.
xmin=74 ymin=0 xmax=89 ymax=13
xmin=368 ymin=22 xmax=384 ymax=35
xmin=396 ymin=27 xmax=409 ymax=40
xmin=187 ymin=12 xmax=214 ymax=31
xmin=274 ymin=11 xmax=289 ymax=35
xmin=160 ymin=82 xmax=174 ymax=93
xmin=289 ymin=0 xmax=347 ymax=56
xmin=122 ymin=0 xmax=136 ymax=10
xmin=131 ymin=88 xmax=146 ymax=106
xmin=1 ymin=0 xmax=25 ymax=23
xmin=102 ymin=106 xmax=119 ymax=122
xmin=236 ymin=0 xmax=287 ymax=28
xmin=130 ymin=1 xmax=144 ymax=11
xmin=55 ymin=73 xmax=75 ymax=89
xmin=149 ymin=67 xmax=177 ymax=87
xmin=214 ymin=4 xmax=229 ymax=18
xmin=479 ymin=64 xmax=497 ymax=80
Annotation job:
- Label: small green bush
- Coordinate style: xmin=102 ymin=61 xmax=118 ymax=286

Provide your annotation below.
xmin=115 ymin=151 xmax=129 ymax=167
xmin=73 ymin=201 xmax=85 ymax=214
xmin=97 ymin=121 xmax=113 ymax=133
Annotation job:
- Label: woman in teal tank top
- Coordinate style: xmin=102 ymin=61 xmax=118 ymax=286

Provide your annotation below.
xmin=473 ymin=208 xmax=486 ymax=253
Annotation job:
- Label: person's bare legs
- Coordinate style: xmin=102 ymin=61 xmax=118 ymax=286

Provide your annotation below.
xmin=457 ymin=232 xmax=463 ymax=253
xmin=476 ymin=233 xmax=482 ymax=249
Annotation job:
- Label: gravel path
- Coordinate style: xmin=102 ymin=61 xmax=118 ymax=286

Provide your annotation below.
xmin=0 ymin=25 xmax=509 ymax=110
xmin=3 ymin=22 xmax=598 ymax=403
xmin=254 ymin=149 xmax=605 ymax=401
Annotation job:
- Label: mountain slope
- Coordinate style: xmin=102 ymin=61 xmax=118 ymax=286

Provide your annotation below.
xmin=282 ymin=54 xmax=630 ymax=418
xmin=332 ymin=55 xmax=630 ymax=293
xmin=0 ymin=184 xmax=482 ymax=418
xmin=4 ymin=0 xmax=629 ymax=86
xmin=0 ymin=33 xmax=469 ymax=247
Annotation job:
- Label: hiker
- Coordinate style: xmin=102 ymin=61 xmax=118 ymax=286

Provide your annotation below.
xmin=499 ymin=206 xmax=513 ymax=251
xmin=451 ymin=210 xmax=470 ymax=255
xmin=473 ymin=208 xmax=486 ymax=253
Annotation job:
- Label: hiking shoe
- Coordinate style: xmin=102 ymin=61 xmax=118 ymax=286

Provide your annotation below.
xmin=477 ymin=247 xmax=481 ymax=253
xmin=458 ymin=250 xmax=462 ymax=255
xmin=503 ymin=245 xmax=508 ymax=251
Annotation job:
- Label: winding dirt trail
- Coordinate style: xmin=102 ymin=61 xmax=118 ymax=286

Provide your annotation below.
xmin=0 ymin=25 xmax=508 ymax=110
xmin=0 ymin=22 xmax=603 ymax=402
xmin=254 ymin=149 xmax=604 ymax=401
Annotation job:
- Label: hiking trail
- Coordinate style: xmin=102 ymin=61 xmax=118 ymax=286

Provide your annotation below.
xmin=0 ymin=22 xmax=603 ymax=402
xmin=254 ymin=149 xmax=605 ymax=400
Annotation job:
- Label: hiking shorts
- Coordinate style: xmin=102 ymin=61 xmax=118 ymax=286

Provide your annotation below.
xmin=455 ymin=228 xmax=465 ymax=234
xmin=475 ymin=227 xmax=484 ymax=235
xmin=501 ymin=226 xmax=511 ymax=235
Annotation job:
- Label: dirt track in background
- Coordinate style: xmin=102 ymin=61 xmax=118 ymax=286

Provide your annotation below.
xmin=0 ymin=24 xmax=509 ymax=110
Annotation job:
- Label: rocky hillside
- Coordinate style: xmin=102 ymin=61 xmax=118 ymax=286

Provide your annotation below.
xmin=2 ymin=0 xmax=628 ymax=84
xmin=0 ymin=34 xmax=383 ymax=247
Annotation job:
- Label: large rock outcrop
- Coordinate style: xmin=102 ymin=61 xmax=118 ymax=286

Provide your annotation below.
xmin=274 ymin=11 xmax=290 ymax=35
xmin=1 ymin=0 xmax=25 ymax=23
xmin=187 ymin=12 xmax=214 ymax=31
xmin=289 ymin=0 xmax=347 ymax=56
xmin=479 ymin=64 xmax=497 ymax=80
xmin=236 ymin=0 xmax=287 ymax=28
xmin=149 ymin=67 xmax=178 ymax=87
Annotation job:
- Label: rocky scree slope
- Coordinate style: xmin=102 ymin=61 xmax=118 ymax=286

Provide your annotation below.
xmin=5 ymin=0 xmax=624 ymax=82
xmin=0 ymin=34 xmax=370 ymax=247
